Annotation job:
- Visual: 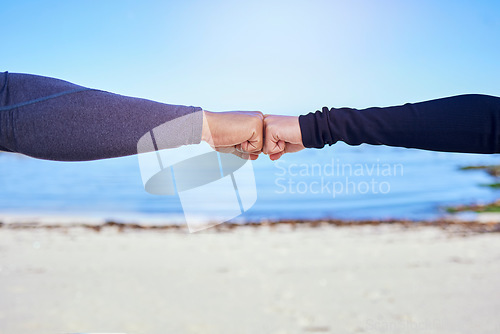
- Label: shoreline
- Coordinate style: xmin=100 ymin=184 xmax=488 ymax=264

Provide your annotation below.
xmin=2 ymin=214 xmax=500 ymax=235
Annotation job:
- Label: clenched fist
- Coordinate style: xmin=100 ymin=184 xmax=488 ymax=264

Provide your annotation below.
xmin=201 ymin=110 xmax=264 ymax=160
xmin=263 ymin=115 xmax=305 ymax=160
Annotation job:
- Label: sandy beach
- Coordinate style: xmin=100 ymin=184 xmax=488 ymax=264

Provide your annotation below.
xmin=0 ymin=222 xmax=499 ymax=334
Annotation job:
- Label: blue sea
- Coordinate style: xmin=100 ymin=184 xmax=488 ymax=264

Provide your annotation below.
xmin=1 ymin=143 xmax=499 ymax=224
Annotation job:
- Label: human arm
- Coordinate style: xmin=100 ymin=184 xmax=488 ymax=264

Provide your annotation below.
xmin=0 ymin=72 xmax=263 ymax=161
xmin=263 ymin=94 xmax=500 ymax=159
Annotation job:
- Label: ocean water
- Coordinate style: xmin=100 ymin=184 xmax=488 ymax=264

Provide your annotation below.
xmin=1 ymin=143 xmax=499 ymax=224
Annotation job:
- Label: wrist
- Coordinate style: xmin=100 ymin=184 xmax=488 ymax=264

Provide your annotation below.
xmin=298 ymin=114 xmax=315 ymax=148
xmin=291 ymin=116 xmax=302 ymax=145
xmin=201 ymin=110 xmax=212 ymax=143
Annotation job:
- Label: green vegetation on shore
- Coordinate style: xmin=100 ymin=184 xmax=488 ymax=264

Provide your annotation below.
xmin=448 ymin=164 xmax=500 ymax=213
xmin=480 ymin=182 xmax=500 ymax=188
xmin=459 ymin=164 xmax=500 ymax=188
xmin=446 ymin=199 xmax=500 ymax=213
xmin=459 ymin=164 xmax=500 ymax=177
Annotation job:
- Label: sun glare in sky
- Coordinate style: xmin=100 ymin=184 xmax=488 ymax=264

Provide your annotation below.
xmin=2 ymin=0 xmax=499 ymax=114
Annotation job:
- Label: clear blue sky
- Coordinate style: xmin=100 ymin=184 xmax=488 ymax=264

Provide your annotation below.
xmin=2 ymin=0 xmax=499 ymax=115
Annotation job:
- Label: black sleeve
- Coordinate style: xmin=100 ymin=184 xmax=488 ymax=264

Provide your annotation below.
xmin=298 ymin=94 xmax=500 ymax=154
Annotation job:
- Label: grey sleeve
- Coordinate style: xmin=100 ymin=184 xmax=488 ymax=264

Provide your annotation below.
xmin=0 ymin=72 xmax=203 ymax=161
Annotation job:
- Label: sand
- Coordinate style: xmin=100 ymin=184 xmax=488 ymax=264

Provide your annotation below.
xmin=0 ymin=223 xmax=499 ymax=334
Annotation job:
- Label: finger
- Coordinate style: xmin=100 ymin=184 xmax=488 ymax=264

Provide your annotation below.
xmin=284 ymin=143 xmax=305 ymax=154
xmin=232 ymin=151 xmax=250 ymax=160
xmin=219 ymin=148 xmax=253 ymax=161
xmin=242 ymin=140 xmax=258 ymax=153
xmin=270 ymin=143 xmax=286 ymax=160
xmin=264 ymin=138 xmax=285 ymax=155
xmin=235 ymin=143 xmax=244 ymax=153
xmin=215 ymin=145 xmax=261 ymax=161
xmin=235 ymin=143 xmax=261 ymax=157
xmin=214 ymin=146 xmax=237 ymax=154
xmin=232 ymin=150 xmax=259 ymax=161
xmin=269 ymin=151 xmax=284 ymax=161
xmin=243 ymin=123 xmax=264 ymax=153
